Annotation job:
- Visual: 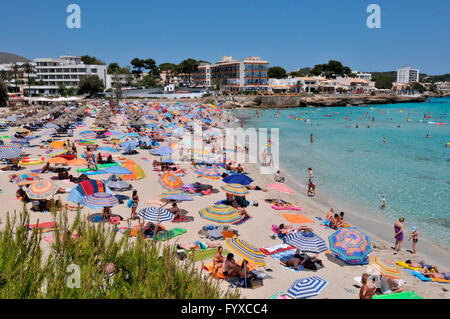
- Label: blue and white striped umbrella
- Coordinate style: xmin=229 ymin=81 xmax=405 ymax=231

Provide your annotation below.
xmin=137 ymin=207 xmax=174 ymax=223
xmin=0 ymin=146 xmax=23 ymax=159
xmin=286 ymin=276 xmax=328 ymax=299
xmin=283 ymin=231 xmax=328 ymax=254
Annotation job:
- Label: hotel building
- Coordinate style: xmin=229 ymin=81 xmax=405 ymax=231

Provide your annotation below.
xmin=31 ymin=55 xmax=109 ymax=94
xmin=396 ymin=66 xmax=419 ymax=84
xmin=192 ymin=56 xmax=269 ymax=91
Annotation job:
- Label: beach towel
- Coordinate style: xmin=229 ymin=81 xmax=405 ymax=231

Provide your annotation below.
xmin=232 ymin=217 xmax=250 ymax=225
xmin=203 ymin=260 xmax=256 ymax=279
xmin=404 ymin=269 xmax=450 ymax=283
xmin=27 ymin=222 xmax=57 ymax=233
xmin=271 ymin=205 xmax=302 ymax=211
xmin=270 ymin=249 xmax=304 ymax=272
xmin=151 ymin=228 xmax=186 ymax=241
xmin=260 ymin=244 xmax=295 ymax=255
xmin=280 ymin=214 xmax=314 ymax=224
xmin=171 ymin=216 xmax=192 ymax=223
xmin=269 ymin=291 xmax=289 ymax=299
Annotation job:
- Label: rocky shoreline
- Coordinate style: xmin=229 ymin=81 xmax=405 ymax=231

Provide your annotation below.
xmin=253 ymin=94 xmax=428 ymax=108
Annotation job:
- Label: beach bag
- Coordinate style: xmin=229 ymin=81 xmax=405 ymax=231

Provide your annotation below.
xmin=126 ymin=199 xmax=133 ymax=208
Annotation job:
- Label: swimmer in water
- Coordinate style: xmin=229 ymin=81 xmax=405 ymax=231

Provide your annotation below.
xmin=426 ymin=134 xmax=430 ymax=138
xmin=383 ymin=137 xmax=386 ymax=144
xmin=310 ymin=133 xmax=314 ymax=143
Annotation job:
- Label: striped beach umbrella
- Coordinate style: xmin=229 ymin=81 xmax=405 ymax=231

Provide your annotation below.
xmin=47 ymin=148 xmax=68 ymax=158
xmin=191 ymin=164 xmax=221 ymax=179
xmin=328 ymin=227 xmax=372 ymax=263
xmin=138 ymin=207 xmax=174 ymax=223
xmin=368 ymin=255 xmax=400 ymax=279
xmin=25 ymin=180 xmax=59 ymax=200
xmin=79 ymin=130 xmax=97 ymax=140
xmin=159 ymin=173 xmax=183 ymax=191
xmin=220 ymin=183 xmax=249 ymax=196
xmin=286 ymin=276 xmax=328 ymax=299
xmin=225 ymin=238 xmax=265 ymax=266
xmin=199 ymin=204 xmax=242 ymax=224
xmin=283 ymin=231 xmax=328 ymax=254
xmin=0 ymin=146 xmax=23 ymax=159
xmin=85 ymin=192 xmax=119 ymax=207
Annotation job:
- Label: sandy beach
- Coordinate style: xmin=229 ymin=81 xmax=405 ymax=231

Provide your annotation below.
xmin=0 ymin=102 xmax=448 ymax=299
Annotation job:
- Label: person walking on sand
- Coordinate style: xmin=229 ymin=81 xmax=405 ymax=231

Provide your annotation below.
xmin=130 ymin=189 xmax=139 ymax=220
xmin=394 ymin=217 xmax=405 ymax=253
xmin=409 ymin=226 xmax=419 ymax=256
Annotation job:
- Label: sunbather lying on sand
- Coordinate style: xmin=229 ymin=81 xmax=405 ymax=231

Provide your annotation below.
xmin=176 ymin=240 xmax=220 ymax=251
xmin=420 ymin=269 xmax=450 ymax=280
xmin=405 ymin=260 xmax=439 ymax=272
xmin=278 ymin=224 xmax=312 ymax=234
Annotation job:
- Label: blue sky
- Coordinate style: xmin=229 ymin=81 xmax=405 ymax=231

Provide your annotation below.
xmin=1 ymin=0 xmax=449 ymax=74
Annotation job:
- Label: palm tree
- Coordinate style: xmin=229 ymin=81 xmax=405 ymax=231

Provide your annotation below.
xmin=22 ymin=63 xmax=35 ymax=97
xmin=11 ymin=64 xmax=23 ymax=94
xmin=0 ymin=80 xmax=8 ymax=107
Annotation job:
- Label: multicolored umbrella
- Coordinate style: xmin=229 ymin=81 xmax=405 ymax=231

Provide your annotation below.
xmin=79 ymin=130 xmax=97 ymax=140
xmin=286 ymin=276 xmax=328 ymax=299
xmin=199 ymin=204 xmax=242 ymax=224
xmin=46 ymin=148 xmax=68 ymax=158
xmin=220 ymin=183 xmax=249 ymax=196
xmin=225 ymin=238 xmax=265 ymax=266
xmin=368 ymin=255 xmax=401 ymax=279
xmin=283 ymin=231 xmax=328 ymax=254
xmin=138 ymin=207 xmax=174 ymax=223
xmin=25 ymin=180 xmax=59 ymax=199
xmin=84 ymin=192 xmax=119 ymax=207
xmin=159 ymin=173 xmax=183 ymax=191
xmin=328 ymin=227 xmax=372 ymax=263
xmin=191 ymin=164 xmax=221 ymax=179
xmin=0 ymin=146 xmax=23 ymax=159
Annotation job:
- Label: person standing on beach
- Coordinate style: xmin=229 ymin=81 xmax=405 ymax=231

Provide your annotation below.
xmin=308 ymin=168 xmax=314 ymax=183
xmin=394 ymin=217 xmax=405 ymax=253
xmin=261 ymin=148 xmax=267 ymax=166
xmin=409 ymin=227 xmax=419 ymax=256
xmin=130 ymin=189 xmax=139 ymax=220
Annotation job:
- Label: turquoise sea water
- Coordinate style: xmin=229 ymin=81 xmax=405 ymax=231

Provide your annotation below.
xmin=238 ymin=97 xmax=450 ymax=247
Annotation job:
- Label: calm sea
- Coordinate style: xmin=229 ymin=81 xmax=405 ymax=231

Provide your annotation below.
xmin=237 ymin=97 xmax=450 ymax=247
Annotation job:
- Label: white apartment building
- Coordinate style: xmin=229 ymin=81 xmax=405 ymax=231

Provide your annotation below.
xmin=397 ymin=66 xmax=419 ymax=84
xmin=31 ymin=55 xmax=109 ymax=94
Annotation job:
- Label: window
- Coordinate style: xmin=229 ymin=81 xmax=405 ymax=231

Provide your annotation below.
xmin=91 ymin=69 xmax=97 ymax=73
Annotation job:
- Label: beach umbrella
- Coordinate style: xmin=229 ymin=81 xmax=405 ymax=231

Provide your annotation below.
xmin=151 ymin=146 xmax=173 ymax=157
xmin=222 ymin=173 xmax=253 ymax=186
xmin=199 ymin=204 xmax=241 ymax=224
xmin=328 ymin=227 xmax=372 ymax=263
xmin=14 ymin=174 xmax=37 ymax=186
xmin=225 ymin=238 xmax=265 ymax=266
xmin=159 ymin=173 xmax=183 ymax=191
xmin=191 ymin=164 xmax=221 ymax=179
xmin=121 ymin=140 xmax=139 ymax=153
xmin=47 ymin=157 xmax=68 ymax=165
xmin=0 ymin=146 xmax=23 ymax=159
xmin=368 ymin=256 xmax=401 ymax=279
xmin=25 ymin=180 xmax=59 ymax=200
xmin=220 ymin=183 xmax=249 ymax=196
xmin=85 ymin=192 xmax=119 ymax=207
xmin=286 ymin=276 xmax=328 ymax=299
xmin=79 ymin=130 xmax=97 ymax=140
xmin=102 ymin=166 xmax=132 ymax=175
xmin=47 ymin=148 xmax=68 ymax=158
xmin=138 ymin=207 xmax=174 ymax=223
xmin=120 ymin=160 xmax=145 ymax=180
xmin=283 ymin=231 xmax=328 ymax=254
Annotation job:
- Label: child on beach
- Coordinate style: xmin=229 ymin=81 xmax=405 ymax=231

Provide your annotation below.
xmin=409 ymin=227 xmax=418 ymax=255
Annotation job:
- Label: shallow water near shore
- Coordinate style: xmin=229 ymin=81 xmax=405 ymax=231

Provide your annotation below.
xmin=237 ymin=97 xmax=450 ymax=252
